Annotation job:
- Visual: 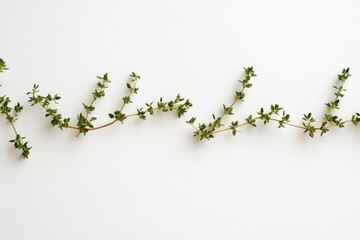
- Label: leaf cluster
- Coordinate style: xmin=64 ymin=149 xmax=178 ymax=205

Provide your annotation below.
xmin=188 ymin=67 xmax=257 ymax=140
xmin=27 ymin=85 xmax=70 ymax=129
xmin=1 ymin=57 xmax=359 ymax=158
xmin=189 ymin=67 xmax=355 ymax=140
xmin=0 ymin=58 xmax=9 ymax=73
xmin=1 ymin=58 xmax=31 ymax=158
xmin=27 ymin=70 xmax=192 ymax=144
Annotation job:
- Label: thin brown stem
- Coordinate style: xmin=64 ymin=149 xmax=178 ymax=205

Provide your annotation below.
xmin=213 ymin=120 xmax=253 ymax=134
xmin=219 ymin=84 xmax=245 ymax=120
xmin=65 ymin=104 xmax=184 ymax=132
xmin=5 ymin=113 xmax=19 ymax=136
xmin=212 ymin=117 xmax=354 ymax=135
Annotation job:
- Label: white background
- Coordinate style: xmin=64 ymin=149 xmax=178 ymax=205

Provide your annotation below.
xmin=1 ymin=0 xmax=360 ymax=239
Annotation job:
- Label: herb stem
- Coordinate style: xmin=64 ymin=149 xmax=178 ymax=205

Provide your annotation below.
xmin=65 ymin=104 xmax=185 ymax=132
xmin=119 ymin=76 xmax=139 ymax=113
xmin=220 ymin=89 xmax=242 ymax=119
xmin=5 ymin=113 xmax=19 ymax=135
xmin=76 ymin=98 xmax=96 ymax=137
xmin=212 ymin=117 xmax=354 ymax=135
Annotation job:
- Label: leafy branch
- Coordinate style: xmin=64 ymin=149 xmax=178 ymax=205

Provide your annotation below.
xmin=188 ymin=67 xmax=357 ymax=139
xmin=1 ymin=57 xmax=359 ymax=159
xmin=0 ymin=58 xmax=31 ymax=158
xmin=28 ymin=72 xmax=192 ymax=138
xmin=187 ymin=67 xmax=256 ymax=139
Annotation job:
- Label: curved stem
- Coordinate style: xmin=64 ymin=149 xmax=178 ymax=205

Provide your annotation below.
xmin=8 ymin=119 xmax=18 ymax=136
xmin=212 ymin=117 xmax=354 ymax=135
xmin=65 ymin=104 xmax=184 ymax=132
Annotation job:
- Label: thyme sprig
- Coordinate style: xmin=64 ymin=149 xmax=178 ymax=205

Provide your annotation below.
xmin=1 ymin=56 xmax=359 ymax=159
xmin=187 ymin=67 xmax=256 ymax=139
xmin=76 ymin=73 xmax=112 ymax=136
xmin=28 ymin=72 xmax=192 ymax=136
xmin=189 ymin=67 xmax=357 ymax=139
xmin=0 ymin=58 xmax=31 ymax=158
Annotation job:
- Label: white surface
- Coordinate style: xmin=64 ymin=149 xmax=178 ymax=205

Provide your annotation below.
xmin=1 ymin=0 xmax=360 ymax=239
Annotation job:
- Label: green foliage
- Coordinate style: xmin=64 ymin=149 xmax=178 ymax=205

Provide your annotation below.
xmin=257 ymin=107 xmax=272 ymax=124
xmin=245 ymin=115 xmax=257 ymax=127
xmin=108 ymin=110 xmax=127 ymax=123
xmin=196 ymin=123 xmax=214 ymax=140
xmin=9 ymin=134 xmax=31 ymax=159
xmin=302 ymin=113 xmax=316 ymax=137
xmin=26 ymin=68 xmax=191 ymax=153
xmin=278 ymin=111 xmax=290 ymax=128
xmin=190 ymin=67 xmax=257 ymax=140
xmin=27 ymin=84 xmax=70 ymax=130
xmin=155 ymin=94 xmax=192 ymax=117
xmin=1 ymin=58 xmax=359 ymax=158
xmin=320 ymin=68 xmax=350 ymax=134
xmin=230 ymin=121 xmax=239 ymax=136
xmin=190 ymin=67 xmax=355 ymax=140
xmin=186 ymin=117 xmax=196 ymax=125
xmin=0 ymin=58 xmax=31 ymax=158
xmin=0 ymin=58 xmax=9 ymax=73
xmin=352 ymin=113 xmax=360 ymax=126
xmin=76 ymin=73 xmax=112 ymax=136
